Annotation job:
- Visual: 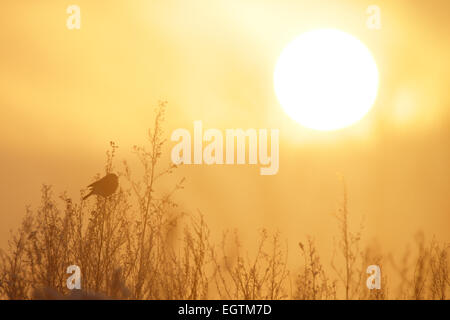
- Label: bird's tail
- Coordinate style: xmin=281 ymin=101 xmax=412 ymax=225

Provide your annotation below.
xmin=82 ymin=191 xmax=94 ymax=200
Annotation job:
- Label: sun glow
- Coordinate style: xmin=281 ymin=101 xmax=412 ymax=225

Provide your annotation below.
xmin=274 ymin=29 xmax=379 ymax=131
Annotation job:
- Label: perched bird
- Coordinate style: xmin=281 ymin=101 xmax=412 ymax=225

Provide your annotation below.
xmin=83 ymin=173 xmax=118 ymax=200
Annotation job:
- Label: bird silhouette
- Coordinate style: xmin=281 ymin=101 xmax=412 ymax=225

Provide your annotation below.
xmin=83 ymin=173 xmax=119 ymax=200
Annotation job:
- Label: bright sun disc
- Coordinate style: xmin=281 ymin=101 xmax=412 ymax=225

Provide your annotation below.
xmin=274 ymin=29 xmax=379 ymax=131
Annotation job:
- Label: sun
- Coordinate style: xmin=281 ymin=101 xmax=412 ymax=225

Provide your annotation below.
xmin=274 ymin=29 xmax=379 ymax=131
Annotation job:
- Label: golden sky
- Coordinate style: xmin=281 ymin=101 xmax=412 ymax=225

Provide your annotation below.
xmin=1 ymin=0 xmax=450 ymax=259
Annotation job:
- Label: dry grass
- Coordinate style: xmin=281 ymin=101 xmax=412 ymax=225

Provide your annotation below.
xmin=212 ymin=230 xmax=289 ymax=299
xmin=0 ymin=102 xmax=448 ymax=300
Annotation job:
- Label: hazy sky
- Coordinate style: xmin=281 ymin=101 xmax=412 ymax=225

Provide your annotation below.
xmin=1 ymin=0 xmax=449 ymax=258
